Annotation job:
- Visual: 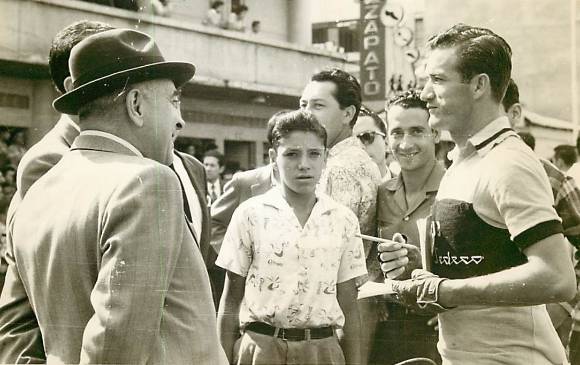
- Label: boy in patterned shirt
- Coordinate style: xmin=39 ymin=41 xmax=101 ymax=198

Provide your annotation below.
xmin=216 ymin=110 xmax=366 ymax=365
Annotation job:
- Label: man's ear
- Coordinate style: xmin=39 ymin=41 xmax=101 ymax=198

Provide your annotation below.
xmin=219 ymin=165 xmax=225 ymax=174
xmin=343 ymin=105 xmax=356 ymax=126
xmin=63 ymin=76 xmax=74 ymax=93
xmin=125 ymin=88 xmax=144 ymax=127
xmin=471 ymin=73 xmax=490 ymax=100
xmin=508 ymin=103 xmax=523 ymax=125
xmin=432 ymin=128 xmax=440 ymax=144
xmin=268 ymin=148 xmax=277 ymax=164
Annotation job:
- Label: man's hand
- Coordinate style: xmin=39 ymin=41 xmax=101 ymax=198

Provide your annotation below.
xmin=378 ymin=233 xmax=420 ymax=279
xmin=390 ymin=269 xmax=450 ymax=314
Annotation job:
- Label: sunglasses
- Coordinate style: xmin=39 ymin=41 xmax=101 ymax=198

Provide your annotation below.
xmin=356 ymin=131 xmax=386 ymax=145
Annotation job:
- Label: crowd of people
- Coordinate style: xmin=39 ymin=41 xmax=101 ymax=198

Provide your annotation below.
xmin=0 ymin=128 xmax=28 ymax=283
xmin=0 ymin=18 xmax=579 ymax=365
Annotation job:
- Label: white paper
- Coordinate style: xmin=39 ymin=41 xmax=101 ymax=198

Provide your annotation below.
xmin=357 ymin=280 xmax=396 ymax=299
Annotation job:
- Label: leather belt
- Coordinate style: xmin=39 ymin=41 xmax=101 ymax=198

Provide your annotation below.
xmin=245 ymin=322 xmax=334 ymax=341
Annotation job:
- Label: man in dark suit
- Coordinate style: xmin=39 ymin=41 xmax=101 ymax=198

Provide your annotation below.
xmin=0 ymin=28 xmax=226 ymax=363
xmin=203 ymin=149 xmax=226 ymax=206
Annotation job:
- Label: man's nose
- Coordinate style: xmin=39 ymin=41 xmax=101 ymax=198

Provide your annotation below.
xmin=420 ymin=81 xmax=433 ymax=101
xmin=298 ymin=154 xmax=310 ymax=169
xmin=398 ymin=134 xmax=415 ymax=149
xmin=176 ymin=117 xmax=185 ymax=130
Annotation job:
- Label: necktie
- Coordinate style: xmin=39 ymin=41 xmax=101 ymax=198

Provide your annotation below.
xmin=210 ymin=183 xmax=218 ymax=203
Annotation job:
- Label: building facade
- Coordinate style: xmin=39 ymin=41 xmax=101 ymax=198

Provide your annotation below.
xmin=0 ymin=0 xmax=348 ymax=172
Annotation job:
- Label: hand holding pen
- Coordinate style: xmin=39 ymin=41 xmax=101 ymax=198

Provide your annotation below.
xmin=356 ymin=233 xmax=422 ymax=280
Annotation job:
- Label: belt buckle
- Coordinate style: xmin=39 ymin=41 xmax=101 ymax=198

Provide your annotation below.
xmin=278 ymin=328 xmax=306 ymax=341
xmin=278 ymin=328 xmax=287 ymax=341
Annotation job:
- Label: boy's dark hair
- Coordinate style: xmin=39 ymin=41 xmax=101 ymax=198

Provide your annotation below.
xmin=426 ymin=23 xmax=512 ymax=103
xmin=359 ymin=105 xmax=386 ymax=135
xmin=311 ymin=68 xmax=362 ymax=128
xmin=554 ymin=145 xmax=577 ymax=167
xmin=203 ymin=149 xmax=225 ymax=166
xmin=386 ymin=89 xmax=428 ymax=112
xmin=266 ymin=109 xmax=292 ymax=147
xmin=517 ymin=131 xmax=536 ymax=151
xmin=210 ymin=0 xmax=224 ymax=9
xmin=270 ymin=110 xmax=327 ymax=149
xmin=502 ymin=79 xmax=519 ymax=111
xmin=49 ymin=20 xmax=114 ymax=94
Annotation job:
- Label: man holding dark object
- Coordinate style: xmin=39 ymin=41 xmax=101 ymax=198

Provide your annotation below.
xmin=378 ymin=24 xmax=575 ymax=364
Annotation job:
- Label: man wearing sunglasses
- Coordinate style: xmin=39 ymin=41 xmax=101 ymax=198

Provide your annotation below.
xmin=353 ymin=108 xmax=392 ymax=181
xmin=300 ymin=68 xmax=381 ymax=364
xmin=371 ymin=89 xmax=444 ymax=364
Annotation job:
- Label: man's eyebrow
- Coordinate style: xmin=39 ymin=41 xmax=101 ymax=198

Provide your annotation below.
xmin=429 ymin=72 xmax=444 ymax=78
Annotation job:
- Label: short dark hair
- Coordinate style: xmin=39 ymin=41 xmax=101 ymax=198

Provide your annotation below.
xmin=554 ymin=145 xmax=577 ymax=167
xmin=49 ymin=20 xmax=114 ymax=94
xmin=210 ymin=1 xmax=224 ymax=9
xmin=266 ymin=109 xmax=292 ymax=147
xmin=203 ymin=149 xmax=225 ymax=167
xmin=517 ymin=131 xmax=536 ymax=150
xmin=270 ymin=110 xmax=327 ymax=149
xmin=502 ymin=79 xmax=519 ymax=111
xmin=359 ymin=105 xmax=387 ymax=135
xmin=386 ymin=89 xmax=428 ymax=112
xmin=426 ymin=23 xmax=512 ymax=103
xmin=311 ymin=68 xmax=362 ymax=128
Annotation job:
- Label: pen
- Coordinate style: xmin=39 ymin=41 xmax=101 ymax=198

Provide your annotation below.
xmin=355 ymin=233 xmax=417 ymax=251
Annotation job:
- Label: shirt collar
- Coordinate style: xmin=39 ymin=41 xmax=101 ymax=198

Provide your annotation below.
xmin=449 ymin=116 xmax=516 ymax=160
xmin=79 ymin=130 xmax=143 ymax=157
xmin=61 ymin=114 xmax=80 ymax=132
xmin=262 ymin=186 xmax=336 ymax=215
xmin=208 ymin=179 xmax=221 ymax=189
xmin=384 ymin=161 xmax=445 ymax=193
xmin=328 ymin=136 xmax=364 ymax=158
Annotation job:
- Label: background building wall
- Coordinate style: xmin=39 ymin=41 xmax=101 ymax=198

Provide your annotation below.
xmin=423 ymin=0 xmax=573 ymax=124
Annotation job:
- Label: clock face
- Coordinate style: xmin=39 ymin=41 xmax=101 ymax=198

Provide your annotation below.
xmin=380 ymin=3 xmax=404 ymax=28
xmin=394 ymin=26 xmax=413 ymax=47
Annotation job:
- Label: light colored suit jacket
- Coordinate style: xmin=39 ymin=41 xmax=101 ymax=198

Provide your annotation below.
xmin=16 ymin=114 xmax=79 ymax=198
xmin=0 ymin=134 xmax=227 ymax=364
xmin=210 ymin=164 xmax=273 ymax=254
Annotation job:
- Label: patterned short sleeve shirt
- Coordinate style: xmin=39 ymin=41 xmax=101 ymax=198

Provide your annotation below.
xmin=216 ymin=188 xmax=367 ymax=328
xmin=318 ymin=137 xmax=382 ymax=255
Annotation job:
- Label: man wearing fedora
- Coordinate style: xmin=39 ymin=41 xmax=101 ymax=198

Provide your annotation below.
xmin=0 ymin=28 xmax=227 ymax=364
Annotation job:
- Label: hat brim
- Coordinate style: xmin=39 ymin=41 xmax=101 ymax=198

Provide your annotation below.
xmin=53 ymin=61 xmax=195 ymax=115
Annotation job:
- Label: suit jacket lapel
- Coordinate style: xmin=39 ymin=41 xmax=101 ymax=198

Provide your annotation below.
xmin=174 ymin=151 xmax=211 ymax=263
xmin=175 ymin=152 xmax=208 ymax=215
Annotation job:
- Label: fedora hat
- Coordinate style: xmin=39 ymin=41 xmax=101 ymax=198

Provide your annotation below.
xmin=53 ymin=28 xmax=195 ymax=115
